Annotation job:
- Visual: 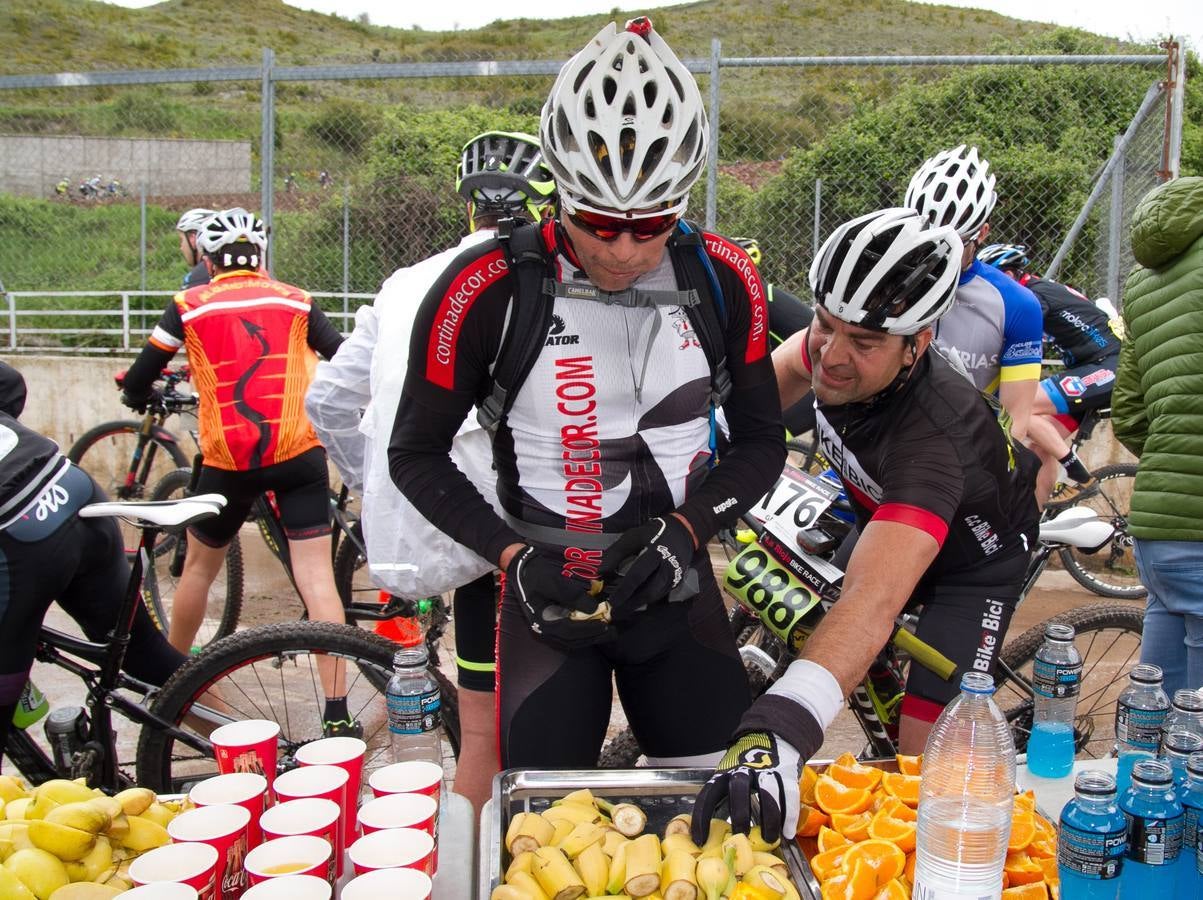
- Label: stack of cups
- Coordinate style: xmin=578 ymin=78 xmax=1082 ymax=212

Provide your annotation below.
xmin=294 ymin=736 xmax=368 ymax=835
xmin=244 ymin=835 xmax=333 ymax=886
xmin=209 ymin=720 xmax=281 ymax=796
xmin=167 ymin=804 xmax=252 ymax=899
xmin=271 ymin=764 xmax=349 ymax=879
xmin=129 ymin=843 xmax=220 ymax=899
xmin=189 ymin=773 xmax=269 ymax=850
xmin=367 ymin=760 xmax=443 ymax=870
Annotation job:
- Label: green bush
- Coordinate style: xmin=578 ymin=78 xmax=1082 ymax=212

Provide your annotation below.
xmin=304 ymin=99 xmax=382 ymax=156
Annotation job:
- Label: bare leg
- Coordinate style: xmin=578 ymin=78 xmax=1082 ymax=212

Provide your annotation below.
xmin=898 ymin=714 xmax=934 ymax=755
xmin=452 ymin=687 xmax=499 ymax=817
xmin=288 ymin=535 xmax=346 ymax=699
xmin=1026 ymin=411 xmax=1078 ymax=506
xmin=169 ymin=537 xmax=231 ymax=653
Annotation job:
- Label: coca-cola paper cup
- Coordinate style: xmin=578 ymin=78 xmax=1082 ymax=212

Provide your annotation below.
xmin=357 ymin=792 xmax=437 ymax=837
xmin=341 ymin=866 xmax=433 ymax=900
xmin=367 ymin=760 xmax=442 ymax=801
xmin=210 ymin=720 xmax=280 ymax=794
xmin=258 ymin=798 xmax=340 ymax=873
xmin=270 ymin=764 xmax=349 ymax=877
xmin=244 ymin=835 xmax=333 ymax=886
xmin=190 ymin=772 xmax=268 ymax=849
xmin=130 ymin=842 xmax=220 ymax=900
xmin=347 ymin=827 xmax=435 ymax=876
xmin=240 ymin=874 xmax=332 ymax=899
xmin=294 ymin=736 xmax=366 ymax=833
xmin=168 ymin=804 xmax=252 ymax=900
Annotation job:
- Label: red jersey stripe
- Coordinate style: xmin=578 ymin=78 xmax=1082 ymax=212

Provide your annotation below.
xmin=872 ymin=502 xmax=949 ymax=547
xmin=425 ymin=248 xmax=510 ymax=390
xmin=703 ymin=233 xmax=768 ymax=364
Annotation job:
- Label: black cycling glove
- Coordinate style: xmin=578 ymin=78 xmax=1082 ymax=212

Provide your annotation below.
xmin=597 ymin=515 xmax=697 ymax=620
xmin=691 ymin=730 xmax=801 ymax=844
xmin=121 ymin=388 xmax=161 ymax=415
xmin=506 ymin=545 xmax=614 ymax=648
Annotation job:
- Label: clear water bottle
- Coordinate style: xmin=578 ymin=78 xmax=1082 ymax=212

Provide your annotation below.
xmin=1161 ymin=689 xmax=1203 ymax=752
xmin=1028 ymin=622 xmax=1082 ymax=778
xmin=1176 ymin=752 xmax=1203 ymax=899
xmin=385 ymin=646 xmax=442 ymax=764
xmin=1162 ymin=731 xmax=1203 ymax=788
xmin=1058 ymin=770 xmax=1127 ymax=900
xmin=1119 ymin=759 xmax=1183 ymax=895
xmin=1116 ymin=664 xmax=1170 ymax=794
xmin=913 ymin=672 xmax=1016 ymax=900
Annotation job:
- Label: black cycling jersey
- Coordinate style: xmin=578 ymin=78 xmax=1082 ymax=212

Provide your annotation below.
xmin=1022 ymin=275 xmax=1121 ymax=367
xmin=182 ymin=260 xmax=210 ymax=289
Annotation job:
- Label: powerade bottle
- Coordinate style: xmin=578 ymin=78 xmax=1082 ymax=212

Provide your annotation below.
xmin=1058 ymin=770 xmax=1126 ymax=900
xmin=1176 ymin=752 xmax=1203 ymax=899
xmin=1161 ymin=689 xmax=1203 ymax=752
xmin=385 ymin=646 xmax=442 ymax=765
xmin=1116 ymin=664 xmax=1170 ymax=794
xmin=1028 ymin=622 xmax=1082 ymax=777
xmin=1162 ymin=731 xmax=1203 ymax=788
xmin=1119 ymin=759 xmax=1183 ymax=895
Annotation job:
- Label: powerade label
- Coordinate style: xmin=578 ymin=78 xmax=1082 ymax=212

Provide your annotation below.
xmin=1057 ymin=822 xmax=1125 ymax=878
xmin=1116 ymin=701 xmax=1168 ymax=750
xmin=1187 ymin=806 xmax=1202 ymax=853
xmin=1124 ymin=812 xmax=1183 ymax=865
xmin=1032 ymin=657 xmax=1082 ymax=698
xmin=387 ymin=688 xmax=441 ymax=735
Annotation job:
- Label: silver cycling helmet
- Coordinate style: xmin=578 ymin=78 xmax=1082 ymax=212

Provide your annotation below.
xmin=175 ymin=208 xmax=215 ymax=234
xmin=978 ymin=242 xmax=1031 ymax=272
xmin=197 ymin=207 xmax=266 ymax=268
xmin=456 ymin=131 xmax=557 ymax=224
xmin=540 ymin=16 xmax=708 ymax=218
xmin=809 ymin=207 xmax=963 ymax=335
xmin=904 ymin=144 xmax=997 ymax=240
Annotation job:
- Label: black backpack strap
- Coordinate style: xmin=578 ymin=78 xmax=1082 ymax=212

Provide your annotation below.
xmin=671 ymin=223 xmax=732 ymax=408
xmin=476 ymin=220 xmax=555 ymax=432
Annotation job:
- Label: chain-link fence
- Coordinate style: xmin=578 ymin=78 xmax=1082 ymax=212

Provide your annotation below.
xmin=0 ymin=41 xmax=1186 ymax=351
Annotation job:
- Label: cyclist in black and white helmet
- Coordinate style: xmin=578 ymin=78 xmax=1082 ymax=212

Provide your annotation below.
xmin=694 ymin=207 xmax=1040 ymax=843
xmin=175 ymin=207 xmax=215 ymax=289
xmin=390 ymin=17 xmax=783 ymax=773
xmin=904 ymin=145 xmax=1043 ymax=440
xmin=456 ymin=131 xmax=557 ymax=228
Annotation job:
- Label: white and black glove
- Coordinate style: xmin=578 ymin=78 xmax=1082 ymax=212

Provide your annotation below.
xmin=598 ymin=515 xmax=697 ymax=620
xmin=506 ymin=545 xmax=613 ymax=648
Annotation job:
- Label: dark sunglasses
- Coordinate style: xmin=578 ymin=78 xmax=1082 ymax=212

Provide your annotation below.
xmin=567 ymin=208 xmax=679 ymax=242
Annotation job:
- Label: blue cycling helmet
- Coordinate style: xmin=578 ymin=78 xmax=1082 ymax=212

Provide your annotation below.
xmin=978 ymin=243 xmax=1031 ymax=272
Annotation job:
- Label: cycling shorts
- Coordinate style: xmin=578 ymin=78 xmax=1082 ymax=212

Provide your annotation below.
xmin=900 ymin=550 xmax=1029 ymax=721
xmin=191 ymin=447 xmax=332 ymax=547
xmin=1039 ymin=353 xmax=1119 ymax=430
xmin=453 ymin=572 xmax=498 ymax=692
xmin=496 ymin=562 xmax=750 ymax=768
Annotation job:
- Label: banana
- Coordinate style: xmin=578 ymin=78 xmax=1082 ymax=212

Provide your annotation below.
xmin=0 ymin=822 xmax=34 ymax=859
xmin=63 ymin=836 xmax=111 ymax=883
xmin=663 ymin=814 xmax=692 ymax=839
xmin=45 ymin=804 xmax=110 ymax=836
xmin=111 ymin=789 xmax=155 ymax=818
xmin=0 ymin=865 xmax=37 ymax=900
xmin=557 ymin=822 xmax=607 ymax=859
xmin=698 ymin=819 xmax=730 ymax=857
xmin=543 ymin=804 xmax=604 ymax=827
xmin=102 ymin=815 xmax=127 ymax=841
xmin=556 ymin=790 xmax=597 ymax=808
xmin=4 ymin=847 xmax=71 ymax=900
xmin=747 ymin=826 xmax=780 ymax=853
xmin=506 ymin=849 xmax=536 ymax=882
xmin=29 ymin=782 xmax=94 ymax=816
xmin=661 ymin=834 xmax=701 ymax=857
xmin=660 ymin=848 xmax=698 ymax=900
xmin=83 ymin=798 xmax=121 ymax=825
xmin=6 ymin=798 xmax=33 ymax=821
xmin=597 ymin=801 xmax=646 ymax=839
xmin=507 ymin=870 xmax=553 ymax=900
xmin=0 ymin=776 xmax=28 ymax=805
xmin=112 ymin=816 xmax=169 ymax=853
xmin=621 ymin=834 xmax=661 ymax=899
xmin=742 ymin=864 xmax=797 ymax=900
xmin=606 ymin=840 xmax=629 ymax=895
xmin=137 ymin=802 xmax=176 ymax=830
xmin=27 ymin=821 xmax=96 ymax=862
xmin=600 ymin=829 xmax=628 ymax=858
xmin=532 ymin=846 xmax=587 ymax=900
xmin=694 ymin=853 xmax=730 ymax=900
xmin=492 ymin=887 xmax=534 ymax=900
xmin=573 ymin=842 xmax=609 ymax=896
xmin=721 ymin=833 xmax=754 ymax=876
xmin=508 ymin=812 xmax=556 ymax=856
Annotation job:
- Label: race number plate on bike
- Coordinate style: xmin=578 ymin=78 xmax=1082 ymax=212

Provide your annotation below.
xmin=724 ymin=540 xmax=842 ymax=653
xmin=747 ymin=464 xmax=842 ymax=531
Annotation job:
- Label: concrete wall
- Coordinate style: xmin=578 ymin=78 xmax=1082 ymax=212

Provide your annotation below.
xmin=0 ymin=134 xmax=251 ymax=197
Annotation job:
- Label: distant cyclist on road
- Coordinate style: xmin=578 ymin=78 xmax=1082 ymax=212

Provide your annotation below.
xmin=905 ymin=145 xmax=1043 ymax=440
xmin=692 ymin=208 xmax=1040 ymax=843
xmin=307 ymin=129 xmax=557 ymax=814
xmin=979 ymin=242 xmax=1121 ymax=507
xmin=176 ymin=207 xmax=215 ymax=289
xmin=120 ymin=209 xmax=355 ymax=736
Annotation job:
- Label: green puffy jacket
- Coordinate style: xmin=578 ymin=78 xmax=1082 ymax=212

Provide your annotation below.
xmin=1111 ymin=175 xmax=1203 ymax=541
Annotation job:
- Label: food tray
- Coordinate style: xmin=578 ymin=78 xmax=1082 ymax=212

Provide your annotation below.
xmin=479 ymin=767 xmax=816 ymax=899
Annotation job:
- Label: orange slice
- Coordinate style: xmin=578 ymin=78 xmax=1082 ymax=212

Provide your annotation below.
xmin=868 ymin=806 xmax=918 ymax=853
xmin=873 ymin=879 xmax=910 ymax=900
xmin=1027 ymin=838 xmax=1057 ymax=860
xmin=815 ymin=775 xmax=874 ymax=816
xmin=829 ymin=759 xmax=885 ymax=791
xmin=895 ymin=754 xmax=923 ymax=776
xmin=1004 ymin=851 xmax=1045 ymax=886
xmin=818 ymin=825 xmax=853 ymax=852
xmin=1001 ymin=883 xmax=1049 ymax=899
xmin=830 ymin=811 xmax=874 ymax=842
xmin=1008 ymin=811 xmax=1036 ymax=851
xmin=811 ymin=846 xmax=849 ymax=882
xmin=1013 ymin=789 xmax=1037 ymax=813
xmin=821 ymin=859 xmax=878 ymax=900
xmin=800 ymin=765 xmax=820 ymax=805
xmin=842 ymin=839 xmax=906 ymax=885
xmin=880 ymin=773 xmax=921 ymax=808
xmin=798 ymin=803 xmax=831 ymax=837
xmin=1035 ymin=857 xmax=1059 ymax=885
xmin=904 ymin=852 xmax=915 ymax=884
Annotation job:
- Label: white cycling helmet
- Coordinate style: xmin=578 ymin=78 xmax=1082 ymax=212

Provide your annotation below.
xmin=809 ymin=208 xmax=963 ymax=335
xmin=456 ymin=131 xmax=557 ymax=224
xmin=197 ymin=207 xmax=266 ymax=268
xmin=904 ymin=144 xmax=997 ymax=240
xmin=176 ymin=208 xmax=215 ymax=234
xmin=540 ymin=16 xmax=708 ymax=218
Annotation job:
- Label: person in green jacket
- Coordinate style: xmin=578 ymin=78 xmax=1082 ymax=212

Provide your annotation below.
xmin=1112 ymin=175 xmax=1203 ymax=698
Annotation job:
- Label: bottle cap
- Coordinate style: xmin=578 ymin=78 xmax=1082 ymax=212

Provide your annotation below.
xmin=1131 ymin=758 xmax=1173 ymax=787
xmin=959 ymin=671 xmax=995 ymax=695
xmin=1043 ymin=622 xmax=1075 ymax=642
xmin=1074 ymin=769 xmax=1117 ymax=797
xmin=1130 ymin=663 xmax=1164 ymax=685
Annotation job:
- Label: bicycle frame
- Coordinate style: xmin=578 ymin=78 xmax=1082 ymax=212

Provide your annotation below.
xmin=249 ymin=485 xmax=363 ymax=600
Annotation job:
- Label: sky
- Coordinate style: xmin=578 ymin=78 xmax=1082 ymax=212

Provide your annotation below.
xmin=99 ymin=0 xmax=1199 ymax=50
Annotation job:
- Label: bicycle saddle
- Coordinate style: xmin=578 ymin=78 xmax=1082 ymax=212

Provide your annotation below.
xmin=79 ymin=493 xmax=227 ymax=528
xmin=1039 ymin=506 xmax=1115 ymax=550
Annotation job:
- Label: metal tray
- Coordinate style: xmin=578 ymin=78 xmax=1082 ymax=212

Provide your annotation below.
xmin=479 ymin=767 xmax=815 ymax=899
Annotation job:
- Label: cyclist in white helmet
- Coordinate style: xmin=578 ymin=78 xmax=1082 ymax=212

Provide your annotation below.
xmin=389 ymin=17 xmax=784 ymax=771
xmin=693 ymin=208 xmax=1040 ymax=843
xmin=905 ymin=145 xmax=1043 ymax=440
xmin=175 ymin=207 xmax=215 ymax=289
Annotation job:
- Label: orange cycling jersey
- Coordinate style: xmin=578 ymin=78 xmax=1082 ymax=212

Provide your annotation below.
xmin=137 ymin=271 xmax=344 ymax=471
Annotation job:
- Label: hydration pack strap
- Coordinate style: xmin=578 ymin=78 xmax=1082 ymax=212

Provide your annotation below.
xmin=544 ymin=279 xmax=700 ymax=309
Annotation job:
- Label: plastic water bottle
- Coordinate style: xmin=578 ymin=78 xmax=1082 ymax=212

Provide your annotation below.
xmin=1162 ymin=731 xmax=1203 ymax=788
xmin=1161 ymin=689 xmax=1203 ymax=752
xmin=385 ymin=646 xmax=442 ymax=764
xmin=1176 ymin=752 xmax=1203 ymax=899
xmin=1116 ymin=664 xmax=1170 ymax=794
xmin=1058 ymin=770 xmax=1126 ymax=900
xmin=1118 ymin=759 xmax=1183 ymax=894
xmin=912 ymin=672 xmax=1016 ymax=900
xmin=1028 ymin=622 xmax=1082 ymax=778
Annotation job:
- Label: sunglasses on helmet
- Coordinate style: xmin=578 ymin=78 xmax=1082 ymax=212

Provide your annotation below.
xmin=567 ymin=208 xmax=680 ymax=242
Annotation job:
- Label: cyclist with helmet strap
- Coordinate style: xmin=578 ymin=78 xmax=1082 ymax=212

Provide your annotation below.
xmin=121 ymin=209 xmax=355 ymax=735
xmin=905 ymin=145 xmax=1043 ymax=439
xmin=175 ymin=207 xmax=215 ymax=289
xmin=389 ymin=18 xmax=784 ymax=770
xmin=979 ymin=242 xmax=1121 ymax=507
xmin=692 ymin=208 xmax=1040 ymax=843
xmin=306 ymin=129 xmax=556 ymax=813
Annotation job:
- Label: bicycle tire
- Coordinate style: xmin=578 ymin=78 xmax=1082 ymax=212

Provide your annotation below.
xmin=1057 ymin=463 xmax=1146 ymax=600
xmin=135 ymin=622 xmax=461 ymax=795
xmin=141 ymin=468 xmax=244 ymax=652
xmin=995 ymin=603 xmax=1144 ymax=760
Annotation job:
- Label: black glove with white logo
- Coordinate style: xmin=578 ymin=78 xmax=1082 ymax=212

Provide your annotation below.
xmin=691 ymin=730 xmax=801 ymax=844
xmin=121 ymin=388 xmax=162 ymax=415
xmin=505 ymin=545 xmax=614 ymax=648
xmin=597 ymin=515 xmax=698 ymax=620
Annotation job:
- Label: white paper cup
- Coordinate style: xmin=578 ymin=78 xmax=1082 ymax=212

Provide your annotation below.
xmin=121 ymin=885 xmax=201 ymax=899
xmin=244 ymin=835 xmax=333 ymax=885
xmin=347 ymin=827 xmax=435 ymax=876
xmin=341 ymin=866 xmax=433 ymax=900
xmin=129 ymin=842 xmax=220 ymax=900
xmin=357 ymin=792 xmax=437 ymax=836
xmin=367 ymin=761 xmax=443 ymax=800
xmin=241 ymin=874 xmax=332 ymax=899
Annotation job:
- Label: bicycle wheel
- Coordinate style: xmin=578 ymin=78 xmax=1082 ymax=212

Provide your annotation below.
xmin=994 ymin=603 xmax=1144 ymax=760
xmin=141 ymin=468 xmax=244 ymax=652
xmin=1057 ymin=463 xmax=1145 ymax=600
xmin=68 ymin=420 xmax=189 ymax=550
xmin=135 ymin=622 xmax=461 ymax=795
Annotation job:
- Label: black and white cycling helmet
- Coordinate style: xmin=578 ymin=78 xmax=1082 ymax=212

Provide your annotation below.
xmin=540 ymin=16 xmax=708 ymax=218
xmin=175 ymin=208 xmax=215 ymax=234
xmin=978 ymin=242 xmax=1031 ymax=272
xmin=809 ymin=208 xmax=963 ymax=335
xmin=904 ymin=144 xmax=997 ymax=240
xmin=456 ymin=131 xmax=557 ymax=223
xmin=197 ymin=207 xmax=266 ymax=268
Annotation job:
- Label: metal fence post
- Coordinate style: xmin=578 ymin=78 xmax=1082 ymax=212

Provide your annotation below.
xmin=705 ymin=38 xmax=721 ymax=232
xmin=139 ymin=182 xmax=147 ymax=292
xmin=813 ymin=178 xmax=823 ymax=259
xmin=1107 ymin=135 xmax=1124 ymax=302
xmin=260 ymin=48 xmax=276 ymax=272
xmin=121 ymin=293 xmax=130 ymax=351
xmin=1166 ymin=40 xmax=1186 ymax=179
xmin=6 ymin=291 xmax=15 ymax=351
xmin=342 ymin=182 xmax=351 ymax=320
